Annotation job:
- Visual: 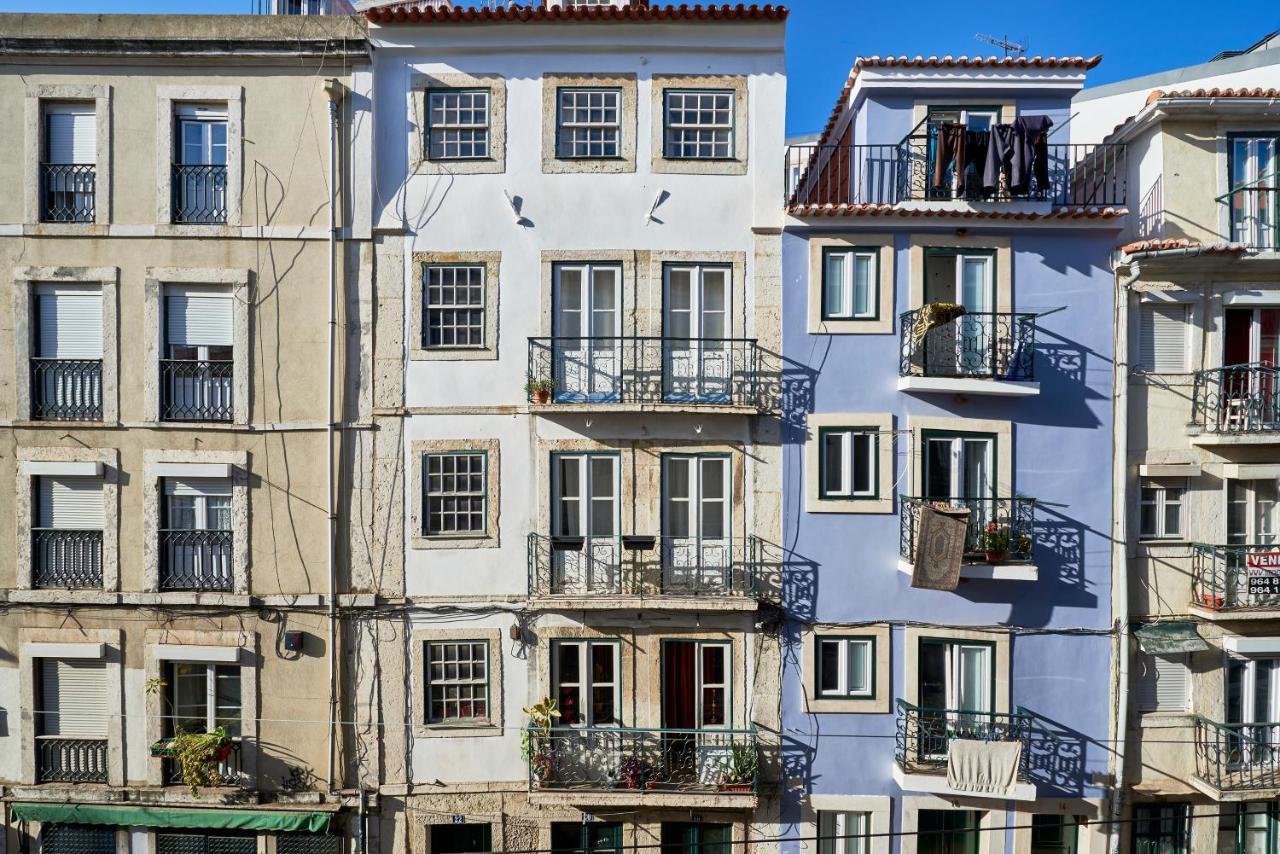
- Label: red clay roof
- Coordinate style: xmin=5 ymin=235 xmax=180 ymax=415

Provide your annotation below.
xmin=788 ymin=203 xmax=1127 ymax=221
xmin=1149 ymin=87 xmax=1280 ymax=100
xmin=366 ymin=3 xmax=788 ymax=24
xmin=1120 ymin=237 xmax=1250 ymax=257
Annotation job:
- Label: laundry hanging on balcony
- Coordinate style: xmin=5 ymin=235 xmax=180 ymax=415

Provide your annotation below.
xmin=1134 ymin=621 xmax=1209 ymax=655
xmin=930 ymin=115 xmax=1055 ymax=197
xmin=946 ymin=737 xmax=1023 ymax=797
xmin=907 ymin=302 xmax=968 ymax=359
xmin=910 ymin=502 xmax=969 ymax=591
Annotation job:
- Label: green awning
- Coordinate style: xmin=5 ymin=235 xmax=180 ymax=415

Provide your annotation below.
xmin=10 ymin=803 xmax=332 ymax=833
xmin=1135 ymin=621 xmax=1209 ymax=655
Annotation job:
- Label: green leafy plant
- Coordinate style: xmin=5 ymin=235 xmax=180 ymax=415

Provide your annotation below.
xmin=146 ymin=677 xmax=232 ymax=797
xmin=723 ymin=742 xmax=758 ymax=785
xmin=976 ymin=523 xmax=1011 ymax=554
xmin=525 ymin=377 xmax=555 ymax=401
xmin=521 ymin=697 xmax=561 ymax=783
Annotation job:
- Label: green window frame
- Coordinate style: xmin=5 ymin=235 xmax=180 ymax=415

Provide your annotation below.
xmin=1219 ymin=803 xmax=1279 ymax=854
xmin=429 ymin=823 xmax=492 ymax=854
xmin=424 ymin=639 xmax=490 ymax=725
xmin=551 ymin=637 xmax=622 ymax=727
xmin=1132 ymin=804 xmax=1189 ymax=854
xmin=423 ymin=450 xmax=488 ymax=537
xmin=918 ymin=638 xmax=997 ymax=713
xmin=917 ymin=810 xmax=980 ymax=854
xmin=551 ymin=821 xmax=623 ymax=854
xmin=818 ymin=426 xmax=878 ymax=500
xmin=919 ymin=428 xmax=997 ymax=502
xmin=660 ymin=822 xmax=732 ymax=854
xmin=815 ymin=635 xmax=876 ymax=699
xmin=1031 ymin=815 xmax=1080 ymax=854
xmin=821 ymin=247 xmax=879 ymax=321
xmin=422 ymin=263 xmax=485 ymax=349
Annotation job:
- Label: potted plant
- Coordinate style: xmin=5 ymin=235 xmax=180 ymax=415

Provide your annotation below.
xmin=521 ymin=697 xmax=561 ymax=787
xmin=1201 ymin=592 xmax=1225 ymax=609
xmin=618 ymin=755 xmax=652 ymax=790
xmin=526 ymin=377 xmax=555 ymax=404
xmin=976 ymin=523 xmax=1011 ymax=563
xmin=719 ymin=743 xmax=757 ymax=793
xmin=145 ymin=678 xmax=234 ymax=797
xmin=1014 ymin=532 xmax=1033 ymax=560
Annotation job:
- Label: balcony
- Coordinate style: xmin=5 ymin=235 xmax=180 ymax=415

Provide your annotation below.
xmin=172 ymin=164 xmax=228 ymax=225
xmin=899 ymin=496 xmax=1037 ymax=581
xmin=160 ymin=359 xmax=233 ymax=422
xmin=898 ymin=308 xmax=1038 ymax=396
xmin=31 ymin=358 xmax=102 ymax=421
xmin=526 ymin=337 xmax=770 ymax=412
xmin=527 ymin=534 xmax=766 ymax=610
xmin=161 ymin=739 xmax=244 ymax=788
xmin=39 ymin=164 xmax=96 ymax=223
xmin=32 ymin=529 xmax=103 ymax=589
xmin=36 ymin=736 xmax=108 ymax=784
xmin=527 ymin=725 xmax=758 ymax=807
xmin=159 ymin=529 xmax=234 ymax=591
xmin=1229 ymin=188 xmax=1277 ymax=252
xmin=1190 ymin=365 xmax=1280 ymax=443
xmin=1194 ymin=717 xmax=1280 ymax=797
xmin=787 ymin=137 xmax=1127 ymax=208
xmin=1192 ymin=544 xmax=1280 ymax=617
xmin=894 ymin=700 xmax=1036 ymax=800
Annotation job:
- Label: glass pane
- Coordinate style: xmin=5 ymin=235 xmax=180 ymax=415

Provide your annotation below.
xmin=960 ymin=257 xmax=991 ymax=312
xmin=962 ymin=440 xmax=991 ymax=500
xmin=925 ymin=439 xmax=953 ymax=499
xmin=958 ymin=646 xmax=992 ymax=712
xmin=851 ymin=433 xmax=873 ymax=495
xmin=823 ymin=432 xmax=846 ymax=495
xmin=1228 ymin=480 xmax=1249 ymax=544
xmin=848 ymin=641 xmax=870 ymax=694
xmin=819 ymin=812 xmax=837 ymax=854
xmin=557 ymin=268 xmax=583 ymax=338
xmin=207 ymin=495 xmax=232 ymax=530
xmin=853 ymin=256 xmax=874 ymax=318
xmin=819 ymin=640 xmax=841 ymax=694
xmin=824 ymin=253 xmax=848 ymax=318
xmin=556 ymin=457 xmax=581 ymax=537
xmin=168 ymin=495 xmax=197 ymax=530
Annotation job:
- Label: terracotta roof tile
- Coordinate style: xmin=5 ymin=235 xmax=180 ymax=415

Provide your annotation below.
xmin=366 ymin=3 xmax=788 ymax=24
xmin=1119 ymin=237 xmax=1250 ymax=257
xmin=787 ymin=203 xmax=1127 ymax=221
xmin=1157 ymin=87 xmax=1280 ymax=100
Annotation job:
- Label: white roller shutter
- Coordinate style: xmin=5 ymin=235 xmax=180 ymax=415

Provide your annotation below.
xmin=1134 ymin=652 xmax=1189 ymax=713
xmin=35 ymin=284 xmax=103 ymax=359
xmin=40 ymin=658 xmax=107 ymax=737
xmin=164 ymin=477 xmax=232 ymax=497
xmin=45 ymin=104 xmax=96 ymax=165
xmin=165 ymin=287 xmax=233 ymax=347
xmin=1138 ymin=305 xmax=1188 ymax=373
xmin=175 ymin=103 xmax=228 ymax=121
xmin=37 ymin=476 xmax=104 ymax=529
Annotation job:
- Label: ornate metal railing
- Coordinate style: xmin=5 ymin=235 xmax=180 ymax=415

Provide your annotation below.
xmin=899 ymin=309 xmax=1036 ymax=381
xmin=31 ymin=358 xmax=102 ymax=420
xmin=159 ymin=529 xmax=234 ymax=591
xmin=526 ymin=726 xmax=758 ymax=794
xmin=36 ymin=736 xmax=108 ymax=783
xmin=32 ymin=529 xmax=103 ymax=589
xmin=163 ymin=739 xmax=243 ymax=787
xmin=39 ymin=163 xmax=96 ymax=223
xmin=787 ymin=139 xmax=1127 ymax=207
xmin=900 ymin=496 xmax=1036 ymax=563
xmin=172 ymin=164 xmax=229 ymax=224
xmin=1195 ymin=716 xmax=1280 ymax=791
xmin=895 ymin=699 xmax=1032 ymax=776
xmin=160 ymin=359 xmax=233 ymax=422
xmin=526 ymin=337 xmax=768 ymax=409
xmin=1228 ymin=188 xmax=1277 ymax=251
xmin=1192 ymin=543 xmax=1280 ymax=612
xmin=527 ymin=533 xmax=764 ymax=599
xmin=1192 ymin=364 xmax=1280 ymax=433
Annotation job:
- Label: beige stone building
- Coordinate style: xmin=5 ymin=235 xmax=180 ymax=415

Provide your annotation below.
xmin=0 ymin=13 xmax=382 ymax=854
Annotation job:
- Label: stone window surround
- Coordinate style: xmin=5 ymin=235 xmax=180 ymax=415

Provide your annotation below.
xmin=901 ymin=626 xmax=1010 ymax=712
xmin=805 ymin=412 xmax=895 ymax=514
xmin=412 ymin=626 xmax=505 ymax=737
xmin=143 ymin=267 xmax=251 ymax=426
xmin=18 ymin=628 xmax=125 ymax=786
xmin=142 ymin=629 xmax=259 ymax=788
xmin=800 ymin=624 xmax=891 ymax=714
xmin=899 ymin=795 xmax=1002 ymax=854
xmin=12 ymin=265 xmax=120 ymax=424
xmin=410 ymin=71 xmax=507 ymax=175
xmin=907 ymin=415 xmax=1013 ymax=499
xmin=155 ymin=85 xmax=245 ymax=234
xmin=1132 ymin=289 xmax=1200 ymax=380
xmin=15 ymin=447 xmax=121 ymax=594
xmin=409 ymin=252 xmax=502 ymax=362
xmin=651 ymin=74 xmax=749 ymax=176
xmin=142 ymin=449 xmax=251 ymax=595
xmin=409 ymin=438 xmax=501 ymax=550
xmin=23 ymin=83 xmax=113 ymax=230
xmin=801 ymin=794 xmax=892 ymax=854
xmin=908 ymin=234 xmax=1013 ymax=315
xmin=533 ymin=817 xmax=748 ymax=854
xmin=807 ymin=235 xmax=895 ymax=335
xmin=1010 ymin=800 xmax=1106 ymax=854
xmin=541 ymin=72 xmax=638 ymax=174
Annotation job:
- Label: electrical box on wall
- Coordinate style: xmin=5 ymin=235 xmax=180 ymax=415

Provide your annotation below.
xmin=283 ymin=631 xmax=304 ymax=653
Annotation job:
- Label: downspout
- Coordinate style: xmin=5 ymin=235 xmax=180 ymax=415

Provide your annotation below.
xmin=323 ymin=77 xmax=344 ymax=796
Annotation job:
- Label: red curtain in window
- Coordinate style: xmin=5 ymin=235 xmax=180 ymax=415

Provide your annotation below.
xmin=662 ymin=642 xmax=697 ymax=729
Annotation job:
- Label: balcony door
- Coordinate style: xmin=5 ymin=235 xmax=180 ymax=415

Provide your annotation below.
xmin=1230 ymin=136 xmax=1278 ymax=250
xmin=662 ymin=640 xmax=729 ymax=786
xmin=551 ymin=453 xmax=620 ymax=594
xmin=1226 ymin=657 xmax=1280 ymax=769
xmin=164 ymin=287 xmax=233 ymax=421
xmin=174 ymin=104 xmax=228 ymax=223
xmin=923 ymin=251 xmax=996 ymax=376
xmin=162 ymin=478 xmax=232 ymax=590
xmin=553 ymin=263 xmax=621 ymax=402
xmin=1221 ymin=309 xmax=1280 ymax=430
xmin=661 ymin=454 xmax=730 ymax=594
xmin=664 ymin=264 xmax=730 ymax=402
xmin=923 ymin=431 xmax=995 ymax=512
xmin=34 ymin=284 xmax=103 ymax=420
xmin=918 ymin=640 xmax=994 ymax=759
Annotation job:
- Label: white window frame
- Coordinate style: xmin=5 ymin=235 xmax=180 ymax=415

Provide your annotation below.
xmin=663 ymin=89 xmax=734 ymax=160
xmin=551 ymin=639 xmax=621 ymax=728
xmin=426 ymin=89 xmax=491 ymax=161
xmin=816 ymin=636 xmax=876 ymax=700
xmin=818 ymin=811 xmax=871 ymax=854
xmin=166 ymin=659 xmax=242 ymax=737
xmin=1139 ymin=477 xmax=1186 ymax=541
xmin=424 ymin=639 xmax=490 ymax=725
xmin=692 ymin=640 xmax=730 ymax=728
xmin=556 ymin=87 xmax=622 ymax=159
xmin=423 ymin=264 xmax=486 ymax=349
xmin=823 ymin=250 xmax=878 ymax=320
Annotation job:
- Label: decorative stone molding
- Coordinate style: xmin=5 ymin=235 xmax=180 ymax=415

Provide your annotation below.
xmin=804 ymin=412 xmax=895 ymax=514
xmin=154 ymin=85 xmax=244 ymax=234
xmin=650 ymin=74 xmax=749 ymax=175
xmin=409 ymin=438 xmax=500 ymax=550
xmin=541 ymin=73 xmax=637 ymax=174
xmin=409 ymin=72 xmax=507 ymax=175
xmin=23 ymin=83 xmax=113 ymax=230
xmin=412 ymin=627 xmax=505 ymax=737
xmin=409 ymin=252 xmax=501 ymax=362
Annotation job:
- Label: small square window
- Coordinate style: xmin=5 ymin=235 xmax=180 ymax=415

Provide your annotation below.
xmin=425 ymin=640 xmax=489 ymax=723
xmin=819 ymin=428 xmax=876 ymax=499
xmin=426 ymin=89 xmax=490 ymax=161
xmin=423 ymin=265 xmax=485 ymax=348
xmin=557 ymin=88 xmax=622 ymax=159
xmin=424 ymin=452 xmax=487 ymax=536
xmin=816 ymin=636 xmax=875 ymax=699
xmin=663 ymin=90 xmax=734 ymax=160
xmin=1139 ymin=478 xmax=1185 ymax=540
xmin=822 ymin=249 xmax=877 ymax=320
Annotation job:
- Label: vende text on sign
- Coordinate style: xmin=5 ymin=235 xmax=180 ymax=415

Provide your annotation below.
xmin=1246 ymin=552 xmax=1280 ymax=569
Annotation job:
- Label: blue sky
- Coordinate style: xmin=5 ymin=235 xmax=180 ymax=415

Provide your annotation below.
xmin=3 ymin=0 xmax=1277 ymax=135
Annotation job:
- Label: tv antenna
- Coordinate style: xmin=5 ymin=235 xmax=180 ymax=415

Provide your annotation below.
xmin=975 ymin=33 xmax=1026 ymax=58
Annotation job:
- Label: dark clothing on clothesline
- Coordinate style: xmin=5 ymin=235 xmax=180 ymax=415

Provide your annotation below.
xmin=931 ymin=123 xmax=966 ymax=190
xmin=1013 ymin=115 xmax=1054 ymax=195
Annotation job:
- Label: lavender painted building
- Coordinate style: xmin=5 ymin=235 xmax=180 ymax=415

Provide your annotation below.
xmin=779 ymin=56 xmax=1124 ymax=854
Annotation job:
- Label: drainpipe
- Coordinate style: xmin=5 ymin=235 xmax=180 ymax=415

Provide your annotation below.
xmin=357 ymin=787 xmax=367 ymax=854
xmin=323 ymin=76 xmax=344 ymax=796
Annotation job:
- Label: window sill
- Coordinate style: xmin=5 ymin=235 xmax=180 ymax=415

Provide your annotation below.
xmin=410 ymin=532 xmax=499 ymax=551
xmin=409 ymin=345 xmax=498 ymax=362
xmin=23 ymin=222 xmax=109 ymax=237
xmin=414 ymin=722 xmax=502 ymax=739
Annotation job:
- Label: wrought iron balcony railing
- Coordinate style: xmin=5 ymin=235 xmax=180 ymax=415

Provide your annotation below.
xmin=900 ymin=496 xmax=1036 ymax=564
xmin=172 ymin=164 xmax=229 ymax=224
xmin=1193 ymin=543 xmax=1280 ymax=612
xmin=527 ymin=533 xmax=764 ymax=600
xmin=1229 ymin=188 xmax=1277 ymax=251
xmin=36 ymin=736 xmax=108 ymax=783
xmin=1191 ymin=364 xmax=1280 ymax=434
xmin=899 ymin=309 xmax=1036 ymax=381
xmin=526 ymin=725 xmax=758 ymax=794
xmin=31 ymin=358 xmax=102 ymax=420
xmin=32 ymin=529 xmax=103 ymax=589
xmin=787 ymin=139 xmax=1127 ymax=207
xmin=159 ymin=529 xmax=234 ymax=591
xmin=39 ymin=164 xmax=96 ymax=223
xmin=1195 ymin=716 xmax=1280 ymax=792
xmin=526 ymin=337 xmax=768 ymax=409
xmin=895 ymin=699 xmax=1032 ymax=777
xmin=160 ymin=359 xmax=233 ymax=422
xmin=162 ymin=739 xmax=243 ymax=788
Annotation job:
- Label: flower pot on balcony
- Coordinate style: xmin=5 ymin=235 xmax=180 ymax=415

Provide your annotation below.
xmin=534 ymin=389 xmax=551 ymax=404
xmin=985 ymin=551 xmax=1006 ymax=564
xmin=718 ymin=782 xmax=752 ymax=793
xmin=1202 ymin=593 xmax=1225 ymax=609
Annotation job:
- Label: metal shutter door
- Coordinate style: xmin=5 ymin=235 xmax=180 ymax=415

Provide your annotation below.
xmin=164 ymin=477 xmax=233 ymax=498
xmin=35 ymin=284 xmax=103 ymax=359
xmin=1138 ymin=305 xmax=1187 ymax=373
xmin=166 ymin=287 xmax=233 ymax=347
xmin=45 ymin=105 xmax=97 ymax=165
xmin=37 ymin=476 xmax=105 ymax=529
xmin=40 ymin=658 xmax=107 ymax=737
xmin=1134 ymin=652 xmax=1188 ymax=712
xmin=42 ymin=824 xmax=116 ymax=854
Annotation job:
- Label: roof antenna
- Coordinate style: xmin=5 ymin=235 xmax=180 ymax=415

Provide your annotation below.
xmin=974 ymin=33 xmax=1026 ymax=58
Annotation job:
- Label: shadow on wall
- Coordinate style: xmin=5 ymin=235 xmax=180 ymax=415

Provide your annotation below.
xmin=1013 ymin=326 xmax=1106 ymax=430
xmin=1023 ymin=708 xmax=1092 ymax=798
